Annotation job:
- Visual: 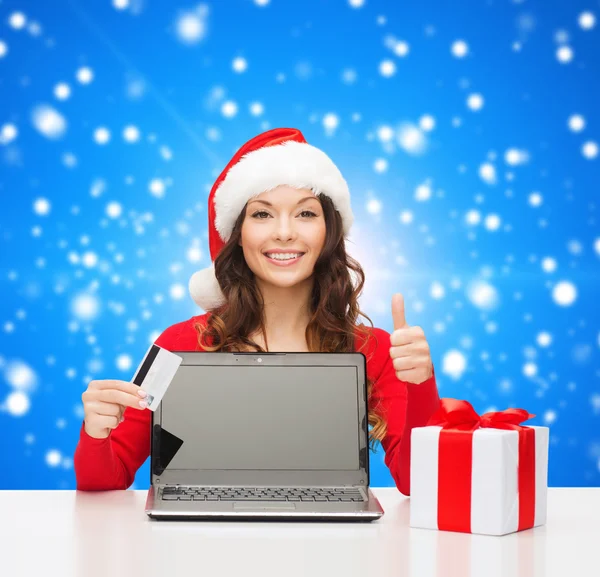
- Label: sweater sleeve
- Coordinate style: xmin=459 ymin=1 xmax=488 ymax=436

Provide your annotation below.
xmin=370 ymin=329 xmax=441 ymax=497
xmin=73 ymin=323 xmax=184 ymax=491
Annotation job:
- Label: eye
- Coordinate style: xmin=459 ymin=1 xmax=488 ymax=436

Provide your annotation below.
xmin=251 ymin=210 xmax=318 ymax=219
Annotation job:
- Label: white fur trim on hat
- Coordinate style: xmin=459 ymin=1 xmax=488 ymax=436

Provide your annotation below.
xmin=188 ymin=263 xmax=226 ymax=310
xmin=214 ymin=140 xmax=353 ymax=243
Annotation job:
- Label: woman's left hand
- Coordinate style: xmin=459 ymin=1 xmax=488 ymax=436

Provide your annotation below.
xmin=389 ymin=293 xmax=434 ymax=385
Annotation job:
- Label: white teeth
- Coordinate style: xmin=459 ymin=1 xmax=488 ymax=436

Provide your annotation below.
xmin=266 ymin=253 xmax=303 ymax=261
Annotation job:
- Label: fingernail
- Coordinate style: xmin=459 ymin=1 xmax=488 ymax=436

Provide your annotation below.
xmin=137 ymin=389 xmax=147 ymax=398
xmin=139 ymin=400 xmax=148 ymax=408
xmin=120 ymin=416 xmax=125 ymax=423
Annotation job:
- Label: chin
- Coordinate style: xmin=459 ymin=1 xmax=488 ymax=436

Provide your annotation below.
xmin=252 ymin=267 xmax=314 ymax=289
xmin=263 ymin=274 xmax=311 ymax=288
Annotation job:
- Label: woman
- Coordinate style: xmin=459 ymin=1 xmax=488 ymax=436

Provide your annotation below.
xmin=74 ymin=128 xmax=441 ymax=495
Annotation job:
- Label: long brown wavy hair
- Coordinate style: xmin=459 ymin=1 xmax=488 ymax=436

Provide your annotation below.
xmin=193 ymin=192 xmax=387 ymax=451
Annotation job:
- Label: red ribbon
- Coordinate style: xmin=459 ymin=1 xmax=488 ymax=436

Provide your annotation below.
xmin=426 ymin=398 xmax=537 ymax=533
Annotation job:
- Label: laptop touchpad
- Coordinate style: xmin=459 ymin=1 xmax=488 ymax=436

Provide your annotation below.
xmin=233 ymin=503 xmax=297 ymax=511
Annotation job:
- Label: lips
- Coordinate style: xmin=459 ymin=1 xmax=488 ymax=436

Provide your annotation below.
xmin=263 ymin=252 xmax=305 ymax=266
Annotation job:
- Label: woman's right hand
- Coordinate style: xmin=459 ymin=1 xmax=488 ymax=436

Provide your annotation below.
xmin=82 ymin=379 xmax=149 ymax=439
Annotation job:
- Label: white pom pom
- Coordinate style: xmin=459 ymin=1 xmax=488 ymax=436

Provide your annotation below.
xmin=188 ymin=263 xmax=226 ymax=310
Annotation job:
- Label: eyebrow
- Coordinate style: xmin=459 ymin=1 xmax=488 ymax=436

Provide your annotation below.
xmin=248 ymin=196 xmax=316 ymax=207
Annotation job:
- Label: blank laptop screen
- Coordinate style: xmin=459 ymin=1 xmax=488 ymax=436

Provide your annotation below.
xmin=160 ymin=365 xmax=361 ymax=471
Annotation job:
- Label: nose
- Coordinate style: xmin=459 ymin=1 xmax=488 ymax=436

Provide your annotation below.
xmin=273 ymin=214 xmax=297 ymax=242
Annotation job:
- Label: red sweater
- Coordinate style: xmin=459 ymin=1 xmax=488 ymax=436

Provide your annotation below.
xmin=74 ymin=313 xmax=441 ymax=495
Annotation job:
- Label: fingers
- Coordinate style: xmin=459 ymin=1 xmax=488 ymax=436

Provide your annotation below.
xmin=390 ymin=326 xmax=426 ymax=347
xmin=85 ymin=400 xmax=121 ymax=418
xmin=92 ymin=413 xmax=122 ymax=431
xmin=394 ymin=367 xmax=426 ymax=384
xmin=91 ymin=380 xmax=144 ymax=397
xmin=392 ymin=355 xmax=429 ymax=371
xmin=389 ymin=342 xmax=429 ymax=359
xmin=391 ymin=293 xmax=408 ymax=330
xmin=389 ymin=320 xmax=433 ymax=384
xmin=84 ymin=402 xmax=129 ymax=432
xmin=83 ymin=381 xmax=143 ymax=439
xmin=85 ymin=388 xmax=146 ymax=410
xmin=102 ymin=389 xmax=146 ymax=409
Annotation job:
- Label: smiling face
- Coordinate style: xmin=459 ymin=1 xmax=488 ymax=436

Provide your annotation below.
xmin=239 ymin=185 xmax=327 ymax=291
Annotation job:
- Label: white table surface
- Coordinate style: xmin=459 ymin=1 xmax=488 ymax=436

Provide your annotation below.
xmin=2 ymin=487 xmax=597 ymax=577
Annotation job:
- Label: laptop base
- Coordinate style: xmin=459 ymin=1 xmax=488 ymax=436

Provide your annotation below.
xmin=145 ymin=486 xmax=384 ymax=522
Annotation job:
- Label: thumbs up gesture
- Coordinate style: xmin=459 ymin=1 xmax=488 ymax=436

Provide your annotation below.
xmin=390 ymin=293 xmax=433 ymax=384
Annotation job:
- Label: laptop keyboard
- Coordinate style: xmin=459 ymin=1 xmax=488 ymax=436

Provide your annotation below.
xmin=160 ymin=486 xmax=365 ymax=502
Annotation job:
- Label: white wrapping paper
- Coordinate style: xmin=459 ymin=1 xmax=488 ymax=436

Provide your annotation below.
xmin=410 ymin=425 xmax=549 ymax=536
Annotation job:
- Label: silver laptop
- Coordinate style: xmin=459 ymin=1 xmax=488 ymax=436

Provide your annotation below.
xmin=145 ymin=351 xmax=385 ymax=521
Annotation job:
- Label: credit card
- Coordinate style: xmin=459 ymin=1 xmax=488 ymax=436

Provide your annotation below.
xmin=131 ymin=344 xmax=183 ymax=411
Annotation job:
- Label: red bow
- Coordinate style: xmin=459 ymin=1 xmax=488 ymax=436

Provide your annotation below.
xmin=427 ymin=398 xmax=535 ymax=432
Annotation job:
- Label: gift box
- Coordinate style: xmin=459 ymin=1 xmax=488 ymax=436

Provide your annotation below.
xmin=409 ymin=398 xmax=549 ymax=536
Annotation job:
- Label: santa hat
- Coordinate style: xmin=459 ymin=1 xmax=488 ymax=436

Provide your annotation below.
xmin=188 ymin=127 xmax=354 ymax=311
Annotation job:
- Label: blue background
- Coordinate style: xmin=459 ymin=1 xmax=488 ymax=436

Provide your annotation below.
xmin=1 ymin=0 xmax=599 ymax=490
